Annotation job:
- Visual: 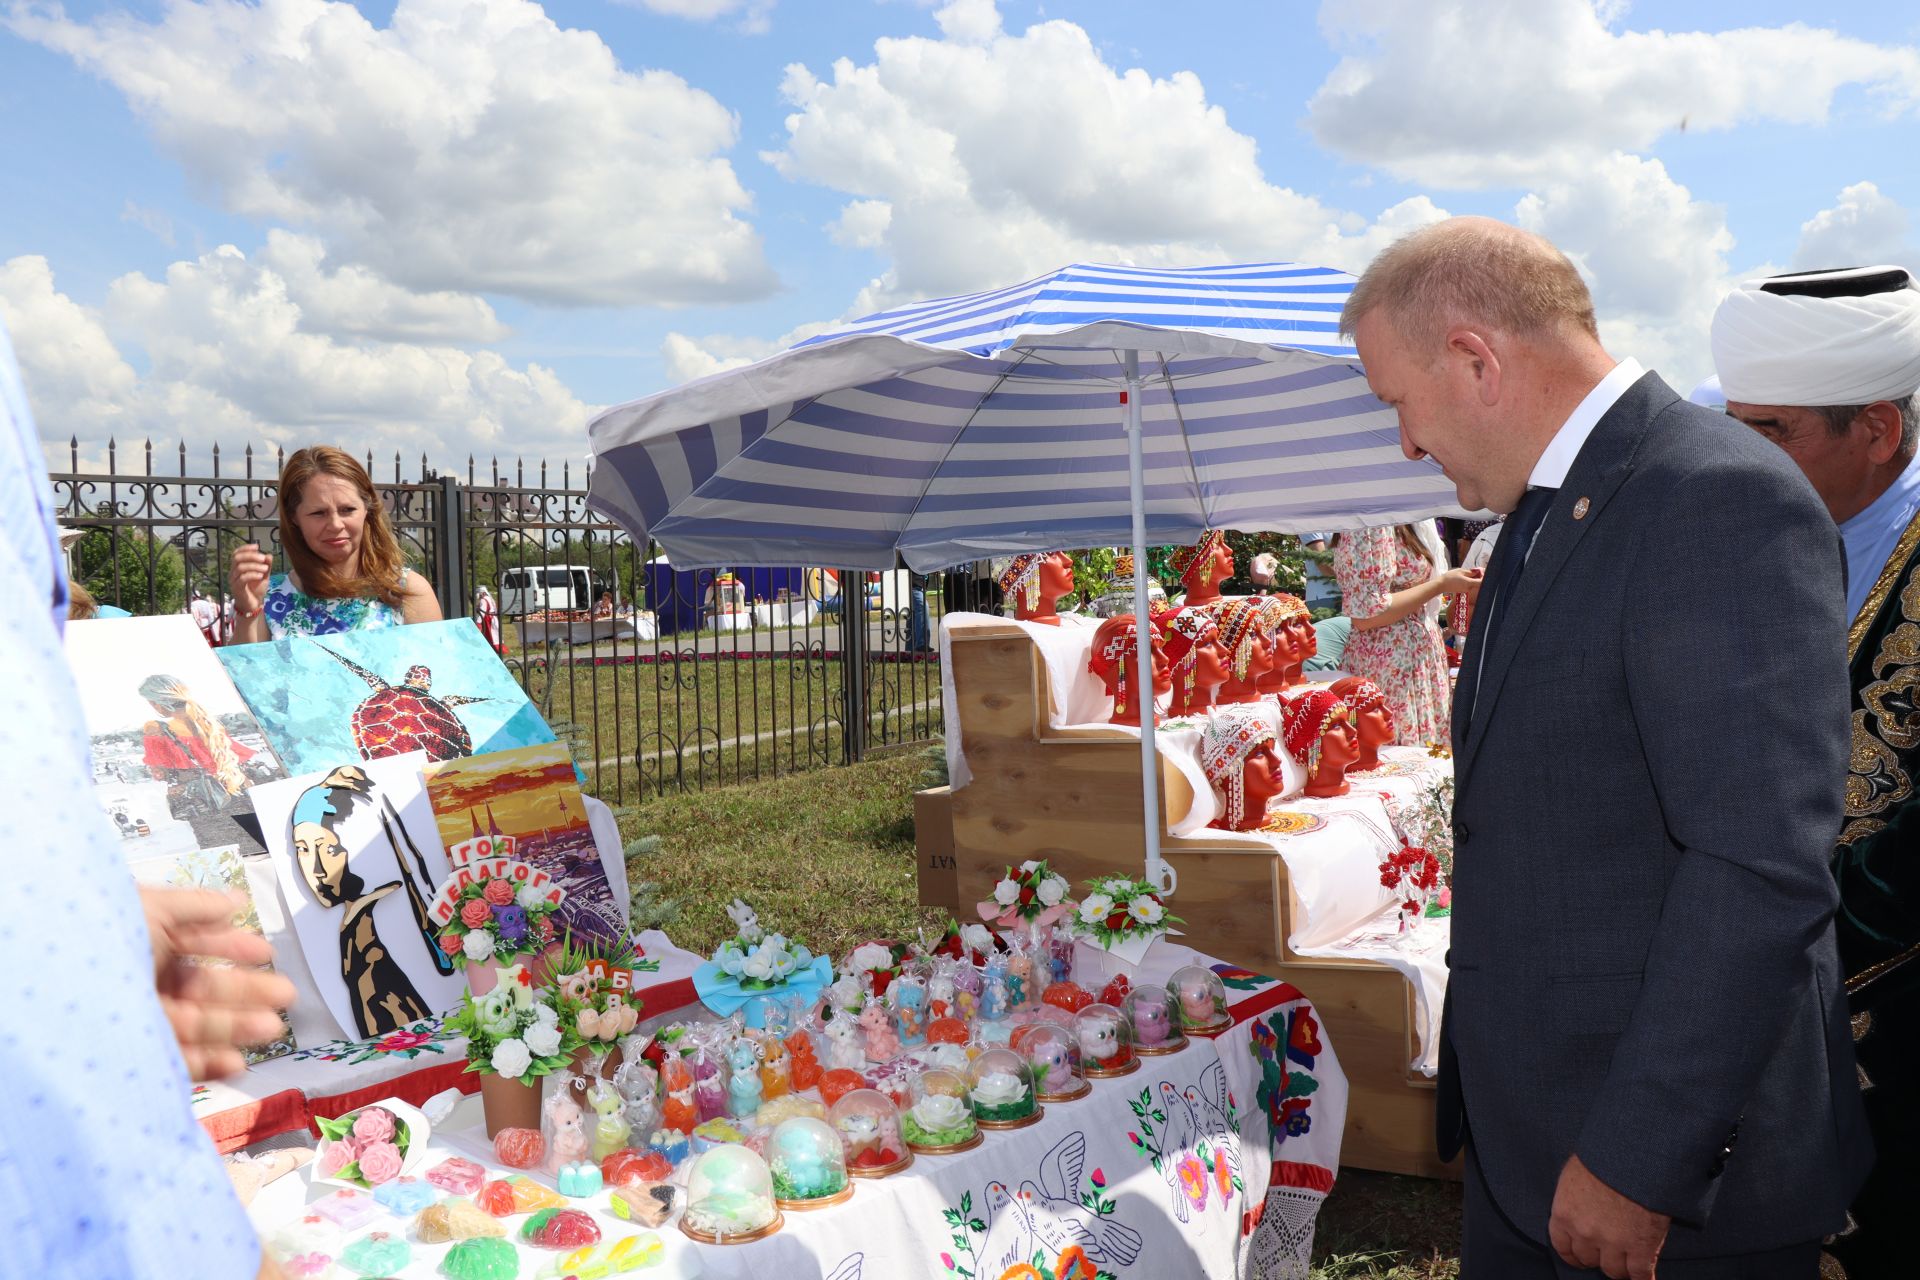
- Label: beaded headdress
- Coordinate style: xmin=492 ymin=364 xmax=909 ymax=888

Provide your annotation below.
xmin=1281 ymin=689 xmax=1351 ymax=779
xmin=1257 ymin=593 xmax=1309 ymax=640
xmin=1168 ymin=530 xmax=1229 ymax=590
xmin=1201 ymin=705 xmax=1279 ymax=829
xmin=1156 ymin=606 xmax=1220 ymax=700
xmin=994 ymin=553 xmax=1050 ymax=613
xmin=1329 ymin=676 xmax=1388 ymax=717
xmin=1212 ymin=598 xmax=1266 ymax=682
xmin=1089 ymin=615 xmax=1147 ymax=718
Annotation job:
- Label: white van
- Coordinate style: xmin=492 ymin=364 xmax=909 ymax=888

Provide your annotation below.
xmin=499 ymin=565 xmax=613 ymax=615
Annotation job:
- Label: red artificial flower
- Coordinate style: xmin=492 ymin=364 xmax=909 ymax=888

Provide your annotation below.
xmin=438 ymin=932 xmax=462 ymax=955
xmin=1105 ymin=911 xmax=1130 ymax=930
xmin=483 ymin=878 xmax=515 ymax=906
xmin=1019 ymin=885 xmax=1036 ymax=905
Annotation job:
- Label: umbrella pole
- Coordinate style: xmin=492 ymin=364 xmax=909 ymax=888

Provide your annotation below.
xmin=1123 ymin=351 xmax=1175 ymax=897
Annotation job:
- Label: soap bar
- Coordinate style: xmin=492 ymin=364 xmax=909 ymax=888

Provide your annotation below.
xmin=282 ymin=1253 xmax=336 ymax=1279
xmin=506 ymin=1175 xmax=567 ymax=1215
xmin=339 ymin=1230 xmax=411 ymax=1276
xmin=474 ymin=1180 xmax=518 ymax=1218
xmin=557 ymin=1161 xmax=603 ymax=1197
xmin=310 ymin=1189 xmax=381 ymax=1232
xmin=426 ymin=1156 xmax=488 ymax=1196
xmin=440 ymin=1236 xmax=519 ymax=1280
xmin=608 ymin=1184 xmax=677 ymax=1228
xmin=414 ymin=1197 xmax=507 ymax=1243
xmin=601 ymin=1149 xmax=673 ymax=1188
xmin=522 ymin=1207 xmax=602 ymax=1250
xmin=536 ymin=1234 xmax=666 ymax=1277
xmin=372 ymin=1176 xmax=437 ymax=1215
xmin=494 ymin=1126 xmax=546 ymax=1170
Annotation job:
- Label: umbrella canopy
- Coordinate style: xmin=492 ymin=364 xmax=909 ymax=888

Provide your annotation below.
xmin=587 ymin=262 xmax=1462 ymax=571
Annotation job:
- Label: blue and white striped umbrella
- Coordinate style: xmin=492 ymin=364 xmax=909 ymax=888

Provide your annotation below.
xmin=586 ymin=261 xmax=1463 ymax=572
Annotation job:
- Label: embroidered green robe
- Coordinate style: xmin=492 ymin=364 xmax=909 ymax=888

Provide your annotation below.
xmin=1836 ymin=506 xmax=1920 ymax=1009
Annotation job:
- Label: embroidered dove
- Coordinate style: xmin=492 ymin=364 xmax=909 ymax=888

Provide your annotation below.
xmin=976 ymin=1180 xmax=1037 ymax=1278
xmin=1158 ymin=1081 xmax=1200 ymax=1222
xmin=1186 ymin=1061 xmax=1244 ymax=1194
xmin=1033 ymin=1132 xmax=1143 ymax=1266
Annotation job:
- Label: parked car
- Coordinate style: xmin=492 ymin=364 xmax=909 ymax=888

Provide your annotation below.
xmin=499 ymin=565 xmax=613 ymax=615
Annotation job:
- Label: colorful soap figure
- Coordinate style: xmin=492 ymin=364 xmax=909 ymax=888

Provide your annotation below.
xmin=660 ymin=1055 xmax=697 ymax=1134
xmin=889 ymin=973 xmax=928 ymax=1046
xmin=339 ymin=1230 xmax=410 ymax=1277
xmin=588 ymin=1078 xmax=632 ymax=1162
xmin=786 ymin=1028 xmax=823 ymax=1091
xmin=1125 ymin=986 xmax=1183 ymax=1053
xmin=1168 ymin=964 xmax=1230 ymax=1033
xmin=414 ymin=1197 xmax=507 ymax=1243
xmin=857 ymin=1000 xmax=901 ymax=1062
xmin=425 ymin=1157 xmax=487 ymax=1196
xmin=759 ymin=1032 xmax=793 ymax=1099
xmin=830 ymin=1088 xmax=911 ymax=1177
xmin=371 ymin=1176 xmax=437 ymax=1215
xmin=439 ymin=1237 xmax=518 ymax=1280
xmin=726 ymin=1037 xmax=764 ymax=1119
xmin=523 ymin=1207 xmax=603 ymax=1250
xmin=493 ymin=1126 xmax=546 ymax=1170
xmin=1022 ymin=1022 xmax=1087 ymax=1101
xmin=535 ymin=1234 xmax=666 ymax=1278
xmin=1074 ymin=1003 xmax=1137 ymax=1077
xmin=768 ymin=1116 xmax=850 ymax=1204
xmin=680 ymin=1143 xmax=781 ymax=1243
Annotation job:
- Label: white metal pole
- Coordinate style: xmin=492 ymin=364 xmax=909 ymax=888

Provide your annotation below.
xmin=1124 ymin=351 xmax=1176 ymax=897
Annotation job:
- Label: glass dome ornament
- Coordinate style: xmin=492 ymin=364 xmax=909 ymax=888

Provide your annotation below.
xmin=829 ymin=1088 xmax=913 ymax=1179
xmin=766 ymin=1116 xmax=852 ymax=1209
xmin=678 ymin=1143 xmax=782 ymax=1245
xmin=967 ymin=1046 xmax=1041 ymax=1130
xmin=1167 ymin=964 xmax=1231 ymax=1036
xmin=900 ymin=1068 xmax=981 ymax=1154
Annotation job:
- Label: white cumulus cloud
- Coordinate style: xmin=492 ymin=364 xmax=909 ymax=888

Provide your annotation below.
xmin=1793 ymin=181 xmax=1919 ymax=273
xmin=621 ymin=0 xmax=774 ymax=34
xmin=6 ymin=0 xmax=777 ymax=307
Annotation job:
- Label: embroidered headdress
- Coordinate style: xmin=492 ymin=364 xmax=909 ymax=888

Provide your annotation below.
xmin=1329 ymin=676 xmax=1388 ymax=718
xmin=1212 ymin=598 xmax=1266 ymax=682
xmin=1281 ymin=689 xmax=1352 ymax=780
xmin=1257 ymin=593 xmax=1309 ymax=640
xmin=994 ymin=553 xmax=1052 ymax=613
xmin=1156 ymin=606 xmax=1220 ymax=700
xmin=1169 ymin=530 xmax=1229 ymax=590
xmin=1201 ymin=705 xmax=1279 ymax=829
xmin=1089 ymin=615 xmax=1150 ymax=718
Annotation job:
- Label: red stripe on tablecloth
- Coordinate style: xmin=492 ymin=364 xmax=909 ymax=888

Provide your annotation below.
xmin=1227 ymin=980 xmax=1310 ymax=1027
xmin=199 ymin=1089 xmax=309 ymax=1155
xmin=630 ymin=976 xmax=699 ymax=1015
xmin=306 ymin=1061 xmax=481 ymax=1133
xmin=1272 ymin=1159 xmax=1336 ymax=1194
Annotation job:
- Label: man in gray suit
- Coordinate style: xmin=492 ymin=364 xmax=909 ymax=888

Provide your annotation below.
xmin=1345 ymin=218 xmax=1871 ymax=1278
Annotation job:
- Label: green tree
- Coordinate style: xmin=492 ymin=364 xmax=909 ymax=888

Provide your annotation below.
xmin=73 ymin=527 xmax=186 ymax=615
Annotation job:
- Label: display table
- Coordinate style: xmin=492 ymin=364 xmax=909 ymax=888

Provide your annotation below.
xmin=927 ymin=614 xmax=1456 ymax=1178
xmin=247 ymin=938 xmax=1348 ymax=1279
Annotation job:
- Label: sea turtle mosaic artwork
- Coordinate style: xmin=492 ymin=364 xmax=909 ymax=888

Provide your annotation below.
xmin=320 ymin=647 xmax=493 ymax=761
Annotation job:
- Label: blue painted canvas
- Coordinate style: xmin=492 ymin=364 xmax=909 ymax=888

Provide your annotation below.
xmin=219 ymin=619 xmax=556 ymax=776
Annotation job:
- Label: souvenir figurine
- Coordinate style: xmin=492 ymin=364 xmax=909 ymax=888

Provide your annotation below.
xmin=858 ymin=1000 xmax=901 ymax=1062
xmin=1126 ymin=986 xmax=1184 ymax=1054
xmin=950 ymin=963 xmax=982 ymax=1022
xmin=786 ymin=1028 xmax=823 ymax=1091
xmin=726 ymin=1038 xmax=764 ymax=1119
xmin=759 ymin=1033 xmax=793 ymax=1100
xmin=1022 ymin=1023 xmax=1087 ymax=1102
xmin=1088 ymin=614 xmax=1173 ymax=727
xmin=679 ymin=1144 xmax=781 ymax=1244
xmin=901 ymin=1069 xmax=981 ymax=1153
xmin=1202 ymin=703 xmax=1289 ymax=831
xmin=823 ymin=1012 xmax=866 ymax=1071
xmin=660 ymin=1056 xmax=697 ymax=1135
xmin=830 ymin=1088 xmax=912 ymax=1178
xmin=1073 ymin=1004 xmax=1137 ymax=1077
xmin=1282 ymin=688 xmax=1361 ymax=799
xmin=1005 ymin=948 xmax=1036 ymax=1012
xmin=613 ymin=1058 xmax=661 ymax=1140
xmin=692 ymin=1046 xmax=729 ymax=1124
xmin=1168 ymin=964 xmax=1230 ymax=1035
xmin=979 ymin=957 xmax=1012 ymax=1023
xmin=1169 ymin=528 xmax=1233 ymax=608
xmin=925 ymin=961 xmax=956 ymax=1020
xmin=1158 ymin=605 xmax=1229 ymax=716
xmin=1329 ymin=676 xmax=1395 ymax=773
xmin=890 ymin=973 xmax=928 ymax=1046
xmin=967 ymin=1047 xmax=1040 ymax=1129
xmin=996 ymin=552 xmax=1075 ymax=627
xmin=588 ymin=1077 xmax=632 ymax=1162
xmin=542 ymin=1081 xmax=591 ymax=1175
xmin=1211 ymin=598 xmax=1275 ymax=705
xmin=1045 ymin=931 xmax=1076 ymax=986
xmin=1255 ymin=594 xmax=1315 ymax=694
xmin=767 ymin=1117 xmax=851 ymax=1206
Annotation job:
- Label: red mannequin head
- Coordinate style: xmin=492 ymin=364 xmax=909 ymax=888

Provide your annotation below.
xmin=1328 ymin=676 xmax=1394 ymax=771
xmin=1157 ymin=605 xmax=1229 ymax=717
xmin=1282 ymin=689 xmax=1359 ymax=798
xmin=999 ymin=551 xmax=1075 ymax=624
xmin=1254 ymin=594 xmax=1313 ymax=693
xmin=1169 ymin=530 xmax=1234 ymax=607
xmin=1202 ymin=705 xmax=1284 ymax=831
xmin=1210 ymin=598 xmax=1273 ymax=704
xmin=1088 ymin=615 xmax=1172 ymax=726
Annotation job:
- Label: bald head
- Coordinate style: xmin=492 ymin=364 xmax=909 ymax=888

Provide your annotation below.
xmin=1342 ymin=217 xmax=1599 ymax=359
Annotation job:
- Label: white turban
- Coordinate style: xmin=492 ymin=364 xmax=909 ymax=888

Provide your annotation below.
xmin=1710 ymin=266 xmax=1920 ymax=407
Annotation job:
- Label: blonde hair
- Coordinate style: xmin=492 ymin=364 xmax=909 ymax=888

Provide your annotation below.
xmin=1341 ymin=216 xmax=1599 ymax=357
xmin=279 ymin=446 xmax=407 ymax=606
xmin=68 ymin=582 xmax=99 ymax=620
xmin=139 ymin=673 xmax=247 ymax=796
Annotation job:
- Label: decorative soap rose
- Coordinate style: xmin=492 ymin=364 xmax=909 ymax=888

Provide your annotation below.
xmin=959 ymin=924 xmax=995 ymax=956
xmin=463 ymin=930 xmax=496 ymax=963
xmin=968 ymin=1072 xmax=1028 ymax=1108
xmin=460 ymin=899 xmax=493 ymax=929
xmin=992 ymin=878 xmax=1020 ymax=907
xmin=516 ymin=883 xmax=548 ymax=912
xmin=438 ymin=932 xmax=463 ymax=955
xmin=356 ymin=1140 xmax=403 ymax=1186
xmin=524 ymin=1022 xmax=563 ymax=1058
xmin=1036 ymin=877 xmax=1066 ymax=907
xmin=317 ymin=1136 xmax=359 ymax=1178
xmin=483 ymin=878 xmax=516 ymax=906
xmin=351 ymin=1107 xmax=396 ymax=1144
xmin=491 ymin=1037 xmax=532 ymax=1079
xmin=911 ymin=1094 xmax=969 ymax=1131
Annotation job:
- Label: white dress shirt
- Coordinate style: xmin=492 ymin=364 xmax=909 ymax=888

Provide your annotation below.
xmin=1528 ymin=357 xmax=1645 ymax=490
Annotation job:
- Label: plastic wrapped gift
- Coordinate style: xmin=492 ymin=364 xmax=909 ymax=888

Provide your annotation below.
xmin=967 ymin=1047 xmax=1040 ymax=1129
xmin=691 ymin=1116 xmax=751 ymax=1155
xmin=535 ymin=1233 xmax=667 ymax=1278
xmin=1167 ymin=964 xmax=1231 ymax=1035
xmin=925 ymin=1016 xmax=971 ymax=1046
xmin=767 ymin=1116 xmax=852 ymax=1207
xmin=1042 ymin=981 xmax=1094 ymax=1015
xmin=439 ymin=1236 xmax=518 ymax=1280
xmin=338 ymin=1230 xmax=410 ymax=1276
xmin=740 ymin=993 xmax=788 ymax=1034
xmin=679 ymin=1143 xmax=783 ymax=1244
xmin=1124 ymin=986 xmax=1186 ymax=1055
xmin=901 ymin=1068 xmax=981 ymax=1153
xmin=829 ymin=1088 xmax=912 ymax=1178
xmin=1073 ymin=1003 xmax=1139 ymax=1078
xmin=754 ymin=1091 xmax=827 ymax=1128
xmin=1018 ymin=1022 xmax=1089 ymax=1102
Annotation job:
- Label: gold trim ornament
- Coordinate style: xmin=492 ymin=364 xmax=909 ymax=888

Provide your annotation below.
xmin=1169 ymin=529 xmax=1228 ymax=590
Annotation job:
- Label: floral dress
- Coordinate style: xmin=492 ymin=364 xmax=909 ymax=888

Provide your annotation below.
xmin=263 ymin=572 xmax=406 ymax=639
xmin=1333 ymin=527 xmax=1452 ymax=747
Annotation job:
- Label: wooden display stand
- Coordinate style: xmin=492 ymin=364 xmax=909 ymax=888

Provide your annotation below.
xmin=917 ymin=616 xmax=1456 ymax=1179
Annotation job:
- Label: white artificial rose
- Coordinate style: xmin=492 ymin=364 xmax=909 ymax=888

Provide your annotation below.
xmin=992 ymin=878 xmax=1020 ymax=906
xmin=516 ymin=884 xmax=547 ymax=912
xmin=850 ymin=943 xmax=891 ymax=973
xmin=462 ymin=930 xmax=496 ymax=962
xmin=1130 ymin=897 xmax=1165 ymax=925
xmin=524 ymin=1022 xmax=562 ymax=1057
xmin=968 ymin=1071 xmax=1028 ymax=1107
xmin=1019 ymin=860 xmax=1043 ymax=873
xmin=911 ymin=1094 xmax=970 ymax=1131
xmin=532 ymin=1002 xmax=559 ymax=1026
xmin=959 ymin=924 xmax=994 ymax=955
xmin=491 ymin=1038 xmax=532 ymax=1079
xmin=1036 ymin=877 xmax=1066 ymax=907
xmin=1078 ymin=894 xmax=1114 ymax=925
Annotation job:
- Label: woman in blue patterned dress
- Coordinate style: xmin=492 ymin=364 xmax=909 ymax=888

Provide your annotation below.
xmin=227 ymin=446 xmax=443 ymax=643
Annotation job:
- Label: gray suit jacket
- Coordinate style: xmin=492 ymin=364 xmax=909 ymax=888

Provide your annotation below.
xmin=1439 ymin=371 xmax=1872 ymax=1255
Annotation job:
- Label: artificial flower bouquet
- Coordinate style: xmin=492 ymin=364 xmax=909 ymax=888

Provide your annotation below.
xmin=313 ymin=1098 xmax=430 ymax=1189
xmin=839 ymin=938 xmax=911 ymax=1000
xmin=443 ymin=962 xmax=583 ymax=1085
xmin=1073 ymin=876 xmax=1183 ymax=949
xmin=435 ymin=869 xmax=563 ymax=969
xmin=978 ymin=859 xmax=1075 ymax=931
xmin=1379 ymin=845 xmax=1445 ymax=931
xmin=550 ymin=935 xmax=646 ymax=1056
xmin=931 ymin=919 xmax=1003 ymax=967
xmin=710 ymin=931 xmax=817 ymax=992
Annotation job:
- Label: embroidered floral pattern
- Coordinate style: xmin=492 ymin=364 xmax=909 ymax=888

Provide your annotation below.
xmin=288 ymin=1017 xmax=454 ymax=1065
xmin=1250 ymin=1007 xmax=1321 ymax=1148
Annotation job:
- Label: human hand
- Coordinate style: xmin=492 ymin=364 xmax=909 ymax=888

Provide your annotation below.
xmin=1548 ymin=1154 xmax=1670 ymax=1279
xmin=140 ymin=887 xmax=296 ymax=1081
xmin=1438 ymin=567 xmax=1484 ymax=599
xmin=230 ymin=543 xmax=272 ymax=615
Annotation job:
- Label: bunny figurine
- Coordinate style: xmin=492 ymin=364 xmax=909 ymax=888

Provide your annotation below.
xmin=759 ymin=1033 xmax=792 ymax=1099
xmin=614 ymin=1058 xmax=660 ymax=1138
xmin=726 ymin=1037 xmax=764 ymax=1119
xmin=588 ymin=1076 xmax=632 ymax=1161
xmin=543 ymin=1082 xmax=591 ymax=1174
xmin=660 ymin=1056 xmax=696 ymax=1134
xmin=823 ymin=1012 xmax=866 ymax=1072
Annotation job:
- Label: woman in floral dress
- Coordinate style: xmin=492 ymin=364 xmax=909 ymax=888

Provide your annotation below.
xmin=1332 ymin=524 xmax=1479 ymax=746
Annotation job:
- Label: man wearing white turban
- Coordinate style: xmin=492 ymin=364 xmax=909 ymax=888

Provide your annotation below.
xmin=1711 ymin=263 xmax=1920 ymax=1280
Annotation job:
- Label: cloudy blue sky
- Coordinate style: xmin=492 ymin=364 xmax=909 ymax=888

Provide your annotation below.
xmin=4 ymin=0 xmax=1918 ymax=472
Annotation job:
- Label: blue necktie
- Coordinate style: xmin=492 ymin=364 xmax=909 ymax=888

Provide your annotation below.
xmin=1466 ymin=485 xmax=1558 ymax=724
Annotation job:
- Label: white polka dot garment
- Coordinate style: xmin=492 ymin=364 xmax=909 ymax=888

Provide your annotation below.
xmin=0 ymin=317 xmax=263 ymax=1279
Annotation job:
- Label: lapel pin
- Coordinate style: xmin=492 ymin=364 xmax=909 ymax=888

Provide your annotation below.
xmin=1572 ymin=496 xmax=1591 ymax=520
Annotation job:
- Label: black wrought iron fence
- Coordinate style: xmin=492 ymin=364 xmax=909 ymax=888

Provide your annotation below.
xmin=51 ymin=440 xmax=956 ymax=806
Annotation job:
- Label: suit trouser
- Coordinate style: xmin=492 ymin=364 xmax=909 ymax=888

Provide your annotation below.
xmin=1826 ymin=986 xmax=1920 ymax=1280
xmin=1461 ymin=1140 xmax=1822 ymax=1279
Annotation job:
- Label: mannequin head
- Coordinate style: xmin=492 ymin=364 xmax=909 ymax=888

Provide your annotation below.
xmin=998 ymin=551 xmax=1075 ymax=624
xmin=1202 ymin=705 xmax=1284 ymax=830
xmin=1169 ymin=530 xmax=1234 ymax=606
xmin=1281 ymin=689 xmax=1360 ymax=798
xmin=1156 ymin=605 xmax=1229 ymax=717
xmin=1210 ymin=598 xmax=1273 ymax=704
xmin=1329 ymin=676 xmax=1394 ymax=771
xmin=1088 ymin=615 xmax=1172 ymax=726
xmin=1254 ymin=594 xmax=1313 ymax=693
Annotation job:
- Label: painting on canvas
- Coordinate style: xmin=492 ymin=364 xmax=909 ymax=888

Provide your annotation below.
xmin=127 ymin=845 xmax=297 ymax=1063
xmin=425 ymin=743 xmax=624 ymax=944
xmin=219 ymin=618 xmax=556 ymax=777
xmin=252 ymin=753 xmax=468 ymax=1039
xmin=65 ymin=615 xmax=287 ymax=859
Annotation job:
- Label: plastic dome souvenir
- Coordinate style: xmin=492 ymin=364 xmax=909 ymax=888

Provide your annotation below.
xmin=767 ymin=1117 xmax=852 ymax=1208
xmin=967 ymin=1047 xmax=1040 ymax=1130
xmin=1073 ymin=1003 xmax=1138 ymax=1078
xmin=829 ymin=1089 xmax=912 ymax=1178
xmin=679 ymin=1144 xmax=782 ymax=1245
xmin=901 ymin=1068 xmax=981 ymax=1154
xmin=1125 ymin=986 xmax=1186 ymax=1055
xmin=1167 ymin=965 xmax=1231 ymax=1036
xmin=1020 ymin=1022 xmax=1088 ymax=1103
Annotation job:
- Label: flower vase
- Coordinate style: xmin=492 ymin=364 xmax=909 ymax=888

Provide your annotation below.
xmin=480 ymin=1071 xmax=543 ymax=1138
